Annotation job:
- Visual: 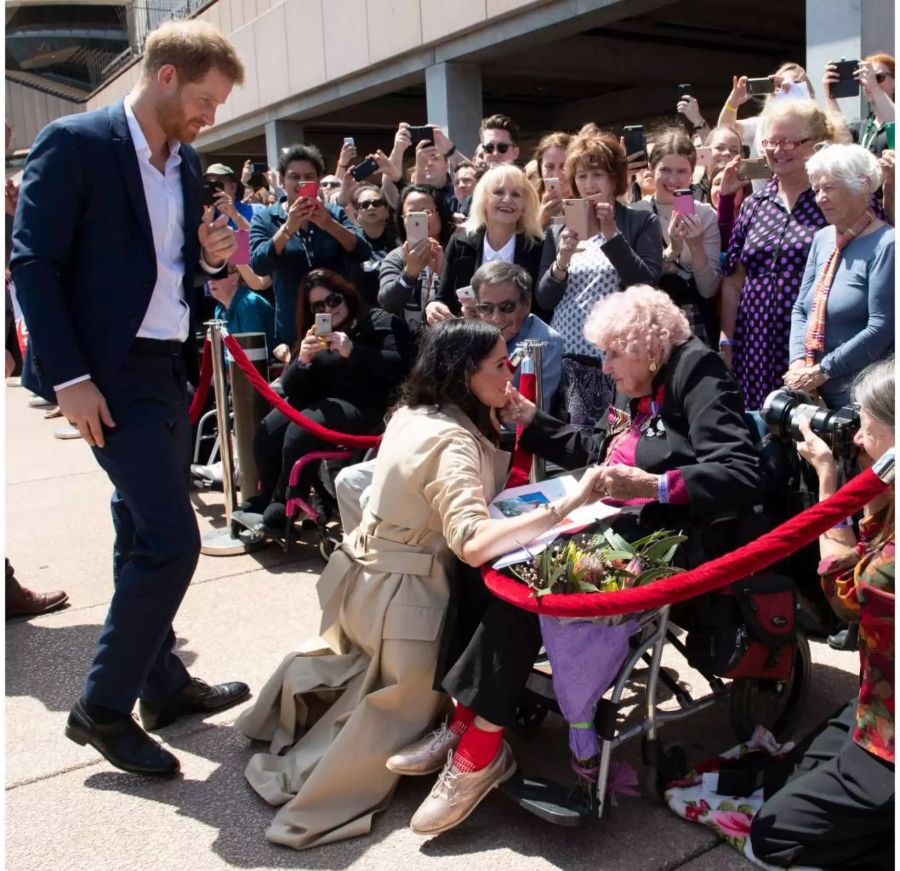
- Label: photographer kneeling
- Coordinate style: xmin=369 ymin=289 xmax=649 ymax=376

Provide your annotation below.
xmin=750 ymin=357 xmax=894 ymax=871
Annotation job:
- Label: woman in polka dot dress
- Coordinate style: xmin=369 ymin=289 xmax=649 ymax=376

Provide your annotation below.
xmin=536 ymin=125 xmax=662 ymax=429
xmin=719 ymin=101 xmax=835 ymax=411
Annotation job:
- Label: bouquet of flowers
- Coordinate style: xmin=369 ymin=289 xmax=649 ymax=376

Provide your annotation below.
xmin=508 ymin=528 xmax=686 ymax=783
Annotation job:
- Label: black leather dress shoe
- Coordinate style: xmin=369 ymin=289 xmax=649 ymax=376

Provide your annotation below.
xmin=65 ymin=700 xmax=180 ymax=776
xmin=139 ymin=677 xmax=251 ymax=731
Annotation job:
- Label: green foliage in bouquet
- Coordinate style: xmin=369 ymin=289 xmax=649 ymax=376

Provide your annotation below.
xmin=510 ymin=528 xmax=687 ymax=597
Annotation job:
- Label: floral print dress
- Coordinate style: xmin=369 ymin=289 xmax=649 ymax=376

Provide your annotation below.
xmin=723 ymin=179 xmax=826 ymax=411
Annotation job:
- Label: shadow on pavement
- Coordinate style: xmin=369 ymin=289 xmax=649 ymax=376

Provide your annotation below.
xmin=5 ymin=621 xmax=197 ymax=711
xmin=66 ymin=657 xmax=861 ymax=867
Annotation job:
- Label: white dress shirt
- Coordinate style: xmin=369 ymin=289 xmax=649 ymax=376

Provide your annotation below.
xmin=54 ymin=98 xmax=194 ymax=391
xmin=482 ymin=232 xmax=516 ymax=264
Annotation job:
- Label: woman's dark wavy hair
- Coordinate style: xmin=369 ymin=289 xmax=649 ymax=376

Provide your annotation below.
xmin=395 ymin=183 xmax=455 ymax=246
xmin=397 ymin=319 xmax=503 ymax=443
xmin=293 ymin=268 xmax=366 ymax=355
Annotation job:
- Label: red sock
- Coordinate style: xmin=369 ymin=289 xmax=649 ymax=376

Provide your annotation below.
xmin=449 ymin=702 xmax=476 ymax=736
xmin=454 ymin=723 xmax=504 ymax=772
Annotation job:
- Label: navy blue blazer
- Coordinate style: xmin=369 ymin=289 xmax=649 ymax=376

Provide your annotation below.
xmin=10 ymin=100 xmax=206 ymax=401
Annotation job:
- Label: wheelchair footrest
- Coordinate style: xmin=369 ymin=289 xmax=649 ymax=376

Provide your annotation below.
xmin=499 ymin=774 xmax=592 ymax=827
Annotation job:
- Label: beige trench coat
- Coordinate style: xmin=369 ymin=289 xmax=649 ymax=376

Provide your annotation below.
xmin=235 ymin=404 xmax=508 ymax=850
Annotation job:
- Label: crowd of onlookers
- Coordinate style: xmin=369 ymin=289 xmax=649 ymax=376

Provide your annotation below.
xmin=183 ymin=55 xmax=895 ymax=529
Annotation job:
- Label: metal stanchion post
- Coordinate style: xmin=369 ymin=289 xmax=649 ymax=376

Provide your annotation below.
xmin=524 ymin=339 xmax=546 ymax=483
xmin=200 ymin=320 xmax=265 ymax=556
xmin=228 ymin=332 xmax=269 ymax=502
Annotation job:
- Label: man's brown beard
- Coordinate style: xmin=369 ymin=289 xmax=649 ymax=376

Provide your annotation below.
xmin=156 ymin=91 xmax=201 ymax=144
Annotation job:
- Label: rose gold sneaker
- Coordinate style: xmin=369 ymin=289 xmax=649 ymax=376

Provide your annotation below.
xmin=409 ymin=741 xmax=517 ymax=835
xmin=386 ymin=720 xmax=461 ymax=776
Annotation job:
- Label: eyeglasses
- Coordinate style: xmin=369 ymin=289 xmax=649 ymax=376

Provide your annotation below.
xmin=875 ymin=72 xmax=891 ymax=83
xmin=761 ymin=137 xmax=812 ymax=152
xmin=475 ymin=300 xmax=519 ymax=316
xmin=320 ymin=180 xmax=341 ymax=189
xmin=481 ymin=142 xmax=512 ymax=155
xmin=310 ymin=292 xmax=344 ymax=314
xmin=357 ymin=198 xmax=386 ymax=210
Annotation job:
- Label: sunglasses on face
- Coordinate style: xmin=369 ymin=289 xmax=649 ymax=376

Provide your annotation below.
xmin=310 ymin=292 xmax=344 ymax=314
xmin=761 ymin=137 xmax=811 ymax=152
xmin=875 ymin=72 xmax=891 ymax=83
xmin=357 ymin=198 xmax=386 ymax=210
xmin=481 ymin=142 xmax=512 ymax=155
xmin=320 ymin=180 xmax=341 ymax=189
xmin=476 ymin=300 xmax=518 ymax=316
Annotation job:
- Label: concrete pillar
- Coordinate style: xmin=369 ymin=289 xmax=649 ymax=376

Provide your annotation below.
xmin=806 ymin=0 xmax=894 ymax=126
xmin=425 ymin=63 xmax=483 ymax=157
xmin=265 ymin=120 xmax=305 ymax=176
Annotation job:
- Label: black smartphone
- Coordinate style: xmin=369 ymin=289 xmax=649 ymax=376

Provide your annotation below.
xmin=677 ymin=83 xmax=693 ymax=98
xmin=407 ymin=125 xmax=434 ymax=147
xmin=741 ymin=144 xmax=751 ymax=159
xmin=747 ymin=77 xmax=776 ymax=96
xmin=622 ymin=125 xmax=647 ymax=167
xmin=351 ymin=157 xmax=379 ymax=182
xmin=202 ymin=179 xmax=224 ymax=208
xmin=251 ymin=162 xmax=268 ymax=174
xmin=829 ymin=58 xmax=860 ymax=98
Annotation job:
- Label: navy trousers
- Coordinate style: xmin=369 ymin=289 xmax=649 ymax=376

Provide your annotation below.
xmin=83 ymin=347 xmax=199 ymax=713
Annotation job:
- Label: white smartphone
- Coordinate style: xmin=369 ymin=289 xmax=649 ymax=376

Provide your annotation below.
xmin=544 ymin=177 xmax=561 ymax=197
xmin=694 ymin=146 xmax=713 ymax=168
xmin=563 ymin=198 xmax=590 ymax=240
xmin=456 ymin=286 xmax=476 ymax=303
xmin=405 ymin=211 xmax=429 ymax=246
xmin=315 ymin=313 xmax=333 ymax=336
xmin=343 ymin=136 xmax=355 ymax=147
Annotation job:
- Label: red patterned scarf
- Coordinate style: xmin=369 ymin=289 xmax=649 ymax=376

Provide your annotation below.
xmin=804 ymin=209 xmax=876 ymax=365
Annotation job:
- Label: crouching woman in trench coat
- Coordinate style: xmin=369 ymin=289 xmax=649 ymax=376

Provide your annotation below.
xmin=235 ymin=318 xmax=604 ymax=850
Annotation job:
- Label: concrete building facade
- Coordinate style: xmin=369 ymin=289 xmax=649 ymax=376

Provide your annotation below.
xmin=5 ymin=0 xmax=896 ymax=171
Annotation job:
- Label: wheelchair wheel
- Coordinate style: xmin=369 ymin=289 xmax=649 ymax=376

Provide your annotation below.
xmin=729 ymin=630 xmax=812 ymax=742
xmin=317 ymin=532 xmax=341 ymax=561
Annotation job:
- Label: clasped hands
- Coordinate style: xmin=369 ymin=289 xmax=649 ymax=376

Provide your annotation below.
xmin=783 ymin=360 xmax=827 ymax=393
xmin=297 ymin=326 xmax=353 ymax=364
xmin=500 ymin=385 xmax=659 ymax=500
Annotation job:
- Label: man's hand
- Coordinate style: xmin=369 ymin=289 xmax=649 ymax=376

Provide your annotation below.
xmin=56 ymin=380 xmax=115 ymax=448
xmin=241 ymin=159 xmax=253 ymax=184
xmin=5 ymin=178 xmax=19 ymax=218
xmin=337 ymin=140 xmax=358 ymax=171
xmin=199 ymin=208 xmax=236 ymax=267
xmin=425 ymin=301 xmax=454 ymax=325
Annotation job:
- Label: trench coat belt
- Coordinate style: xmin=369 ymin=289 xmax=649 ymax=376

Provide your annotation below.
xmin=316 ymin=534 xmax=438 ymax=620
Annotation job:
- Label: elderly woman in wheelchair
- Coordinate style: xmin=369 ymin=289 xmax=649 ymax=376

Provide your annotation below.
xmin=388 ymin=284 xmax=767 ymax=836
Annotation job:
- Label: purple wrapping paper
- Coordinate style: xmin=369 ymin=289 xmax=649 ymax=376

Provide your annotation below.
xmin=538 ymin=616 xmax=637 ymax=761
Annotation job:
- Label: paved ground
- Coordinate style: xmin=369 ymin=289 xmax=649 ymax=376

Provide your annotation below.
xmin=5 ymin=379 xmax=858 ymax=870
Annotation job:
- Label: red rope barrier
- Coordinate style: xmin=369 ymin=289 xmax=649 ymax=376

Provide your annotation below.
xmin=483 ymin=467 xmax=889 ymax=618
xmin=188 ymin=337 xmax=213 ymax=424
xmin=221 ymin=332 xmax=382 ymax=449
xmin=506 ymin=370 xmax=536 ymax=489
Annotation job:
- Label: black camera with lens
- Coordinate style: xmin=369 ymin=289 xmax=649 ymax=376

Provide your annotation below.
xmin=761 ymin=389 xmax=860 ymax=461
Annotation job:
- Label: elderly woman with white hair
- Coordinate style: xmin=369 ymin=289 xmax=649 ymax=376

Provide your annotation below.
xmin=785 ymin=143 xmax=895 ymax=409
xmin=388 ymin=286 xmax=763 ymax=840
xmin=430 ymin=164 xmax=544 ymax=323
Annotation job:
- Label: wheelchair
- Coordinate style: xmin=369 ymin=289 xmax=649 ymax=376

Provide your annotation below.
xmin=495 ymin=420 xmax=818 ymax=825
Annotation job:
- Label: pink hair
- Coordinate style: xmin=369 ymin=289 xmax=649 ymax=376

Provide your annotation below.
xmin=584 ymin=285 xmax=691 ymax=364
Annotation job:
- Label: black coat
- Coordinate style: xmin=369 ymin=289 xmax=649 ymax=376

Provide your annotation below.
xmin=281 ymin=307 xmax=413 ymax=419
xmin=438 ymin=227 xmax=544 ymax=315
xmin=520 ymin=337 xmax=764 ymax=517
